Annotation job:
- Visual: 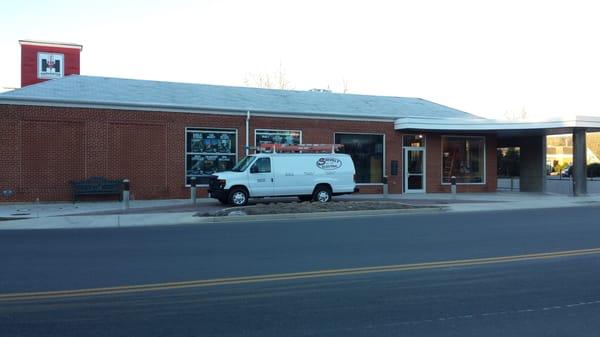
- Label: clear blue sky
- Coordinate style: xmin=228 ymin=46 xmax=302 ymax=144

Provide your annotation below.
xmin=2 ymin=0 xmax=600 ymax=120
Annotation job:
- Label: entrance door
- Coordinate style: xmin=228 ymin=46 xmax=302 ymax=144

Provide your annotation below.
xmin=404 ymin=147 xmax=425 ymax=193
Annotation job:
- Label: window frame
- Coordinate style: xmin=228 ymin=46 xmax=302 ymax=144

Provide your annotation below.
xmin=402 ymin=134 xmax=426 ymax=148
xmin=440 ymin=135 xmax=487 ymax=185
xmin=185 ymin=127 xmax=238 ymax=186
xmin=251 ymin=157 xmax=272 ymax=173
xmin=333 ymin=132 xmax=386 ymax=185
xmin=254 ymin=129 xmax=303 ymax=152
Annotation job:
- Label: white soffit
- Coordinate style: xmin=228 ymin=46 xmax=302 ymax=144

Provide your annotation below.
xmin=394 ymin=116 xmax=600 ymax=131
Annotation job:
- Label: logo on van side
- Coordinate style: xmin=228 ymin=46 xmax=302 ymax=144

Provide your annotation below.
xmin=316 ymin=157 xmax=342 ymax=170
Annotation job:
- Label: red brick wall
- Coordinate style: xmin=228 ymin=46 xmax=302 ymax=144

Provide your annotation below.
xmin=0 ymin=105 xmax=246 ymax=201
xmin=0 ymin=117 xmax=20 ymax=198
xmin=0 ymin=104 xmax=498 ymax=201
xmin=106 ymin=122 xmax=168 ymax=199
xmin=21 ymin=120 xmax=86 ymax=200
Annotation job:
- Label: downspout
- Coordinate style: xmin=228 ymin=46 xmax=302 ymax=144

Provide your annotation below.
xmin=245 ymin=110 xmax=250 ymax=156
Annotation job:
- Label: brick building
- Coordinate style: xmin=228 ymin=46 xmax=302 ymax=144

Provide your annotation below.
xmin=2 ymin=41 xmax=600 ymax=202
xmin=0 ymin=74 xmax=501 ymax=202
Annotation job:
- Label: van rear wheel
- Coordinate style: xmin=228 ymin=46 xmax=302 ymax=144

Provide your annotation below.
xmin=313 ymin=186 xmax=332 ymax=203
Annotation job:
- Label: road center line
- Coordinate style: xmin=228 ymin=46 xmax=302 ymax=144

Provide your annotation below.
xmin=2 ymin=247 xmax=600 ymax=302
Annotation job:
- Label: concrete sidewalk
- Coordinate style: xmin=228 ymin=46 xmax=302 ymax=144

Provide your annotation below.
xmin=1 ymin=192 xmax=599 ymax=230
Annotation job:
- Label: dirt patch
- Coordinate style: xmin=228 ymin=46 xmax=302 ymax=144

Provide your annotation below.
xmin=200 ymin=200 xmax=421 ymax=217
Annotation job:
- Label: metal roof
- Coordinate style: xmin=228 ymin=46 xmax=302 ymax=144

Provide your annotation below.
xmin=0 ymin=75 xmax=480 ymax=120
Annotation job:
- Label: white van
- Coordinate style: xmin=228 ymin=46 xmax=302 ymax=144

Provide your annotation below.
xmin=208 ymin=151 xmax=357 ymax=206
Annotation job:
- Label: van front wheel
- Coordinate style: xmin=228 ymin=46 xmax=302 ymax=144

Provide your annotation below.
xmin=229 ymin=188 xmax=249 ymax=206
xmin=313 ymin=186 xmax=332 ymax=203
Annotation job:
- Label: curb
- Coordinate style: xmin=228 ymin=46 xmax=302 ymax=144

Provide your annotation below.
xmin=0 ymin=206 xmax=446 ymax=230
xmin=446 ymin=199 xmax=600 ymax=214
xmin=195 ymin=206 xmax=447 ymax=224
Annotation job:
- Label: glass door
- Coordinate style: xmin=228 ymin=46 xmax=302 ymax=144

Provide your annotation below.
xmin=404 ymin=147 xmax=425 ymax=193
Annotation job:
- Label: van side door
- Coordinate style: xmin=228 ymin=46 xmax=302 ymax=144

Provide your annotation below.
xmin=247 ymin=157 xmax=274 ymax=197
xmin=272 ymin=156 xmax=314 ymax=196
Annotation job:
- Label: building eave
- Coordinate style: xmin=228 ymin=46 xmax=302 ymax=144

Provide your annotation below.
xmin=0 ymin=97 xmax=396 ymax=123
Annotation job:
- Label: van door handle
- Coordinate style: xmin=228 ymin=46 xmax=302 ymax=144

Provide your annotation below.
xmin=271 ymin=178 xmax=274 ymax=182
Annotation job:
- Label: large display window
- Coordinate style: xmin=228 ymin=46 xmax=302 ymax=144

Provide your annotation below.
xmin=186 ymin=128 xmax=237 ymax=184
xmin=255 ymin=129 xmax=302 ymax=152
xmin=335 ymin=133 xmax=384 ymax=184
xmin=442 ymin=136 xmax=485 ymax=184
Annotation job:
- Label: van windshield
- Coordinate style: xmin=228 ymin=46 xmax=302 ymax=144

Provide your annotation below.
xmin=231 ymin=156 xmax=256 ymax=172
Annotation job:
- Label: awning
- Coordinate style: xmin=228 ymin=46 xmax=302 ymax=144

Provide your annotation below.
xmin=394 ymin=115 xmax=600 ymax=136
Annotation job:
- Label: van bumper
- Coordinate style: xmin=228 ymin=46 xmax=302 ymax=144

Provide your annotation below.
xmin=208 ymin=189 xmax=229 ymax=200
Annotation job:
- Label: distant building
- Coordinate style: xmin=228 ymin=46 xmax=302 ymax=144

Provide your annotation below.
xmin=547 ymin=134 xmax=600 ymax=168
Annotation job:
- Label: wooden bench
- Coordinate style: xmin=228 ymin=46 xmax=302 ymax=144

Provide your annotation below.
xmin=70 ymin=177 xmax=123 ymax=202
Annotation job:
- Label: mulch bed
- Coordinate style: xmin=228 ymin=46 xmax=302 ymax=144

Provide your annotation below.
xmin=202 ymin=200 xmax=418 ymax=217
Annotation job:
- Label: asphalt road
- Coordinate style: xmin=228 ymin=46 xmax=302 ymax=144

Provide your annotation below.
xmin=2 ymin=205 xmax=600 ymax=336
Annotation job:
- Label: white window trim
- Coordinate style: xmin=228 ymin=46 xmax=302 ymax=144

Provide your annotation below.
xmin=403 ymin=146 xmax=427 ymax=193
xmin=333 ymin=132 xmax=386 ymax=184
xmin=254 ymin=129 xmax=303 ymax=150
xmin=185 ymin=127 xmax=238 ymax=187
xmin=440 ymin=135 xmax=487 ymax=185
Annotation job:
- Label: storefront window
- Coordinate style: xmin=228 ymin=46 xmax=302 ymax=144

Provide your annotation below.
xmin=255 ymin=129 xmax=301 ymax=152
xmin=335 ymin=133 xmax=384 ymax=183
xmin=186 ymin=128 xmax=237 ymax=184
xmin=442 ymin=136 xmax=485 ymax=183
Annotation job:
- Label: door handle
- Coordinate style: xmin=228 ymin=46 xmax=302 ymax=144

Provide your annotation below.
xmin=271 ymin=178 xmax=274 ymax=182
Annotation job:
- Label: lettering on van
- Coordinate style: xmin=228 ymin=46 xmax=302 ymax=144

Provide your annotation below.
xmin=316 ymin=157 xmax=342 ymax=170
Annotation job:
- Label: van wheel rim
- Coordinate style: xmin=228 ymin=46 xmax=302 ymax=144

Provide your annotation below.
xmin=317 ymin=191 xmax=330 ymax=202
xmin=232 ymin=192 xmax=246 ymax=205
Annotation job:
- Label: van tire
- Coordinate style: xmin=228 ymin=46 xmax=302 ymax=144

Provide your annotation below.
xmin=229 ymin=187 xmax=249 ymax=206
xmin=313 ymin=185 xmax=332 ymax=203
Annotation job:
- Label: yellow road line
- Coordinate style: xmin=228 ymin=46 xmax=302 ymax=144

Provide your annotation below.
xmin=2 ymin=247 xmax=600 ymax=302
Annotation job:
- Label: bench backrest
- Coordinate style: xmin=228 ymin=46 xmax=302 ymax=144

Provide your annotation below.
xmin=71 ymin=177 xmax=123 ymax=192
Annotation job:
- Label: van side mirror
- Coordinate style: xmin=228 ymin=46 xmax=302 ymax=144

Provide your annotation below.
xmin=250 ymin=165 xmax=258 ymax=174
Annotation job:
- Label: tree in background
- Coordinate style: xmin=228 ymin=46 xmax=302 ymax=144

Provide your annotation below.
xmin=244 ymin=62 xmax=291 ymax=90
xmin=504 ymin=107 xmax=528 ymax=121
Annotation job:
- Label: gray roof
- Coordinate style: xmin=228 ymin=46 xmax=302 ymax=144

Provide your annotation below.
xmin=0 ymin=75 xmax=480 ymax=120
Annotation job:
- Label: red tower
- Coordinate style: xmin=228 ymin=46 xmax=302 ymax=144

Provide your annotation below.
xmin=19 ymin=40 xmax=83 ymax=87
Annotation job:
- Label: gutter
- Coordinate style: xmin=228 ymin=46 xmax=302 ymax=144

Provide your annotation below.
xmin=0 ymin=96 xmax=398 ymax=122
xmin=246 ymin=110 xmax=250 ymax=156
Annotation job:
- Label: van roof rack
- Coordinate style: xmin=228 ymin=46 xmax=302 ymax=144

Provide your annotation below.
xmin=258 ymin=143 xmax=343 ymax=154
